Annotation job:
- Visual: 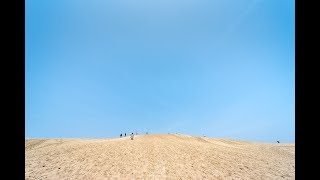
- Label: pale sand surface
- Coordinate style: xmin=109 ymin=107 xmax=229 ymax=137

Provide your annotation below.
xmin=25 ymin=134 xmax=294 ymax=179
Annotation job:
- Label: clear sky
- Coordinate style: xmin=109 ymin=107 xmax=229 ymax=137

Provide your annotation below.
xmin=26 ymin=0 xmax=294 ymax=142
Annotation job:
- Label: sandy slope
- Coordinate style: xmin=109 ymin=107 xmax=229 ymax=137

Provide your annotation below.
xmin=25 ymin=134 xmax=294 ymax=179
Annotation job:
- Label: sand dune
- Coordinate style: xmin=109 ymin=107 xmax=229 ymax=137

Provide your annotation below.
xmin=25 ymin=134 xmax=294 ymax=179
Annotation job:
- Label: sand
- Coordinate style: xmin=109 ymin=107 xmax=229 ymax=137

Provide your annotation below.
xmin=25 ymin=134 xmax=295 ymax=179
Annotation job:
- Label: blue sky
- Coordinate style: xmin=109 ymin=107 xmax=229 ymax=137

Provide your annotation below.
xmin=26 ymin=0 xmax=294 ymax=142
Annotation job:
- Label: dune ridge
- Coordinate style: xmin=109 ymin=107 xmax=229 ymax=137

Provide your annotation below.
xmin=26 ymin=134 xmax=294 ymax=179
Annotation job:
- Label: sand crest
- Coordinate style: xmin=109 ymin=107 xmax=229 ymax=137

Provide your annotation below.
xmin=25 ymin=134 xmax=294 ymax=179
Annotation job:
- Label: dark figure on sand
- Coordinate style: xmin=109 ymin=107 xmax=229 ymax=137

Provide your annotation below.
xmin=125 ymin=133 xmax=126 ymax=137
xmin=120 ymin=134 xmax=122 ymax=138
xmin=131 ymin=133 xmax=134 ymax=140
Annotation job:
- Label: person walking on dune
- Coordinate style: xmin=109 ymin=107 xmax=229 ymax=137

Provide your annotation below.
xmin=130 ymin=133 xmax=134 ymax=140
xmin=125 ymin=133 xmax=126 ymax=137
xmin=120 ymin=134 xmax=122 ymax=138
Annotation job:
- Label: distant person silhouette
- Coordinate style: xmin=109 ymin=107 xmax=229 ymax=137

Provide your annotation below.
xmin=131 ymin=133 xmax=134 ymax=140
xmin=120 ymin=134 xmax=122 ymax=138
xmin=125 ymin=133 xmax=126 ymax=137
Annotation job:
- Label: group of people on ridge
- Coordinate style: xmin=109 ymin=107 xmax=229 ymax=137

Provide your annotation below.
xmin=120 ymin=132 xmax=134 ymax=140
